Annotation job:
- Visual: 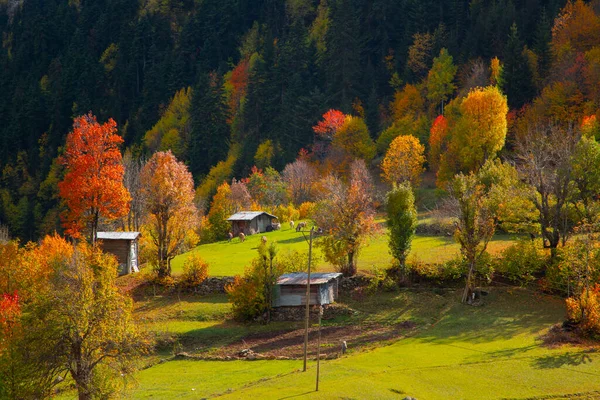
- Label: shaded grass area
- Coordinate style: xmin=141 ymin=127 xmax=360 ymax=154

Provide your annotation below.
xmin=134 ymin=290 xmax=450 ymax=358
xmin=134 ymin=293 xmax=304 ymax=354
xmin=169 ymin=221 xmax=517 ymax=277
xmin=129 ymin=288 xmax=600 ymax=400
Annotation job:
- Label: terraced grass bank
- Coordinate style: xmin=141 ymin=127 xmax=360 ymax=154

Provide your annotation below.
xmin=170 ymin=222 xmax=516 ymax=276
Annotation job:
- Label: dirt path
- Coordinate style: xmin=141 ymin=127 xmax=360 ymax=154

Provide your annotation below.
xmin=205 ymin=321 xmax=417 ymax=359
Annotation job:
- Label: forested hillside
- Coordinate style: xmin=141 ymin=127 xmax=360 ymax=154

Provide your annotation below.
xmin=0 ymin=0 xmax=592 ymax=241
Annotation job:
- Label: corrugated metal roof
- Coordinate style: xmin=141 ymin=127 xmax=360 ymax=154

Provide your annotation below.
xmin=227 ymin=211 xmax=278 ymax=221
xmin=277 ymin=272 xmax=343 ymax=286
xmin=96 ymin=231 xmax=140 ymax=240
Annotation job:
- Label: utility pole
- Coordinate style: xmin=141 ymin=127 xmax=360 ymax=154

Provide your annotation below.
xmin=316 ymin=304 xmax=322 ymax=391
xmin=303 ymin=227 xmax=314 ymax=372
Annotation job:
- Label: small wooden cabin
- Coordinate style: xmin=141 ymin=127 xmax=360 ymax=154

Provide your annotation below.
xmin=272 ymin=273 xmax=343 ymax=307
xmin=96 ymin=232 xmax=140 ymax=275
xmin=227 ymin=211 xmax=278 ymax=236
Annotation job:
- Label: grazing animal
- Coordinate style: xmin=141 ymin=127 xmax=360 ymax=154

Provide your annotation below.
xmin=290 ymin=220 xmax=295 ymax=230
xmin=238 ymin=232 xmax=245 ymax=243
xmin=228 ymin=232 xmax=233 ymax=242
xmin=249 ymin=228 xmax=256 ymax=235
xmin=261 ymin=236 xmax=267 ymax=245
xmin=296 ymin=221 xmax=307 ymax=232
xmin=341 ymin=341 xmax=347 ymax=355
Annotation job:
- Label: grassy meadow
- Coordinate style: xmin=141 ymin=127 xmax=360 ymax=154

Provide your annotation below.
xmin=57 ymin=215 xmax=598 ymax=399
xmin=125 ymin=288 xmax=600 ymax=399
xmin=169 ymin=221 xmax=517 ymax=277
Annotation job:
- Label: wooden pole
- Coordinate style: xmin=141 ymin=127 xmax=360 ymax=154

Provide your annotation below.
xmin=303 ymin=227 xmax=314 ymax=372
xmin=316 ymin=305 xmax=322 ymax=391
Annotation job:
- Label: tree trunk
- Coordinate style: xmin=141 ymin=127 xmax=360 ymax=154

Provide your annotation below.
xmin=462 ymin=259 xmax=475 ymax=304
xmin=345 ymin=251 xmax=357 ymax=276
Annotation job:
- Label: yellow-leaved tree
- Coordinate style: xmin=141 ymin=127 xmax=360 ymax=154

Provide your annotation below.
xmin=381 ymin=135 xmax=425 ymax=187
xmin=437 ymin=86 xmax=508 ymax=185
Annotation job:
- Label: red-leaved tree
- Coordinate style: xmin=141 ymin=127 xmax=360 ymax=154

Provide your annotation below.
xmin=58 ymin=113 xmax=131 ymax=244
xmin=313 ymin=109 xmax=346 ymax=140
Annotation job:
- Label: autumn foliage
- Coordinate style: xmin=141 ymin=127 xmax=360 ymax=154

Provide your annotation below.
xmin=437 ymin=86 xmax=508 ymax=185
xmin=381 ymin=135 xmax=426 ymax=187
xmin=312 ymin=109 xmax=346 ymax=140
xmin=313 ymin=160 xmax=378 ymax=276
xmin=428 ymin=115 xmax=449 ymax=172
xmin=58 ymin=113 xmax=130 ymax=242
xmin=0 ymin=291 xmax=20 ymax=346
xmin=141 ymin=151 xmax=198 ymax=278
xmin=225 ymin=58 xmax=250 ymax=123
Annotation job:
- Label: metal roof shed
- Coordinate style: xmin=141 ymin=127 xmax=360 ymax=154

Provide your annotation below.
xmin=273 ymin=272 xmax=343 ymax=307
xmin=227 ymin=211 xmax=278 ymax=236
xmin=96 ymin=231 xmax=140 ymax=275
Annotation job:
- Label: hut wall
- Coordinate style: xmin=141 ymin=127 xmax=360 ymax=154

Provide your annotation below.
xmin=99 ymin=239 xmax=129 ymax=265
xmin=232 ymin=221 xmax=248 ymax=236
xmin=257 ymin=215 xmax=271 ymax=232
xmin=277 ymin=285 xmax=320 ymax=306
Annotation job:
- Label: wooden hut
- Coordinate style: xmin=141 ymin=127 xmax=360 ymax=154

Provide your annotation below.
xmin=227 ymin=211 xmax=278 ymax=236
xmin=272 ymin=272 xmax=343 ymax=307
xmin=96 ymin=232 xmax=140 ymax=275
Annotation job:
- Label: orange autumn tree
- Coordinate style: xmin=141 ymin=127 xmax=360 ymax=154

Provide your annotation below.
xmin=141 ymin=151 xmax=198 ymax=278
xmin=58 ymin=113 xmax=130 ymax=244
xmin=428 ymin=115 xmax=449 ymax=172
xmin=381 ymin=135 xmax=426 ymax=187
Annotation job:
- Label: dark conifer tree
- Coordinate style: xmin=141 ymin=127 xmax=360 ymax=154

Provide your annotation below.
xmin=189 ymin=72 xmax=230 ymax=178
xmin=501 ymin=23 xmax=535 ymax=109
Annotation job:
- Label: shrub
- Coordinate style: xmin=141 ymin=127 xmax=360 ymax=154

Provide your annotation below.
xmin=495 ymin=238 xmax=545 ymax=285
xmin=226 ymin=243 xmax=291 ymax=321
xmin=409 ymin=257 xmax=465 ymax=283
xmin=147 ymin=271 xmax=176 ymax=288
xmin=298 ymin=202 xmax=316 ymax=219
xmin=566 ymin=285 xmax=600 ymax=335
xmin=415 ymin=218 xmax=455 ymax=236
xmin=226 ymin=273 xmax=264 ymax=321
xmin=179 ymin=253 xmax=209 ymax=289
xmin=368 ymin=268 xmax=398 ymax=293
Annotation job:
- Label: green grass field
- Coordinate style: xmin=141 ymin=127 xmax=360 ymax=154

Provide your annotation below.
xmin=169 ymin=222 xmax=517 ymax=277
xmin=126 ymin=288 xmax=600 ymax=399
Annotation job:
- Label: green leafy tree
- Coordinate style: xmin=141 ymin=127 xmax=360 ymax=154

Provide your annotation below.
xmin=386 ymin=184 xmax=418 ymax=280
xmin=427 ymin=48 xmax=457 ymax=114
xmin=447 ymin=172 xmax=495 ymax=304
xmin=570 ymin=136 xmax=600 ymax=223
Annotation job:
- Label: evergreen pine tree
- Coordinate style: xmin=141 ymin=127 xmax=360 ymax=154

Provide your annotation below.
xmin=501 ymin=23 xmax=535 ymax=108
xmin=533 ymin=7 xmax=552 ymax=80
xmin=189 ymin=72 xmax=230 ymax=178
